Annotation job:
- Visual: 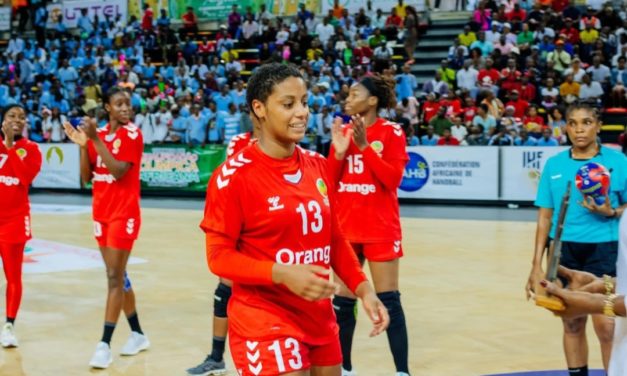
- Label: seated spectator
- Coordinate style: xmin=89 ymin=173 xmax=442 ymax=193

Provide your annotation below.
xmin=514 ymin=129 xmax=538 ymax=146
xmin=438 ymin=60 xmax=457 ymax=87
xmin=541 ymin=77 xmax=560 ymax=109
xmin=563 ymin=58 xmax=586 ymax=82
xmin=450 ymin=116 xmax=468 ymax=143
xmin=504 ymin=90 xmax=528 ymax=118
xmin=559 ymin=73 xmax=581 ymax=103
xmin=462 ymin=96 xmax=477 ymax=126
xmin=488 ymin=126 xmax=514 ymax=145
xmin=500 ymin=105 xmax=522 ymax=131
xmin=422 ymin=93 xmax=441 ymax=124
xmin=429 ymin=106 xmax=452 ymax=136
xmin=472 ymin=103 xmax=497 ymax=134
xmin=522 ymin=105 xmax=545 ymax=136
xmin=470 ymin=31 xmax=494 ymax=56
xmin=459 ymin=25 xmax=477 ymax=47
xmin=579 ymin=73 xmax=604 ymax=104
xmin=466 ymin=125 xmax=487 ymax=145
xmin=610 ymin=56 xmax=627 ymax=107
xmin=485 ymin=22 xmax=501 ymax=44
xmin=536 ymin=127 xmax=559 ymax=146
xmin=397 ymin=96 xmax=420 ymax=127
xmin=423 ymin=71 xmax=449 ymax=97
xmin=437 ymin=128 xmax=460 ymax=145
xmin=420 ymin=125 xmax=440 ymax=146
xmin=547 ymin=40 xmax=572 ymax=74
xmin=481 ymin=90 xmax=505 ymax=120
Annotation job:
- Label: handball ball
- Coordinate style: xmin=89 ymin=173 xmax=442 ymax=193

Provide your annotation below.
xmin=575 ymin=162 xmax=610 ymax=205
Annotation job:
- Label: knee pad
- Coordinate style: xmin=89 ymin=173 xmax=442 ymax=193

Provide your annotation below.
xmin=333 ymin=296 xmax=357 ymax=324
xmin=377 ymin=291 xmax=405 ymax=324
xmin=213 ymin=282 xmax=232 ymax=318
xmin=123 ymin=271 xmax=132 ymax=292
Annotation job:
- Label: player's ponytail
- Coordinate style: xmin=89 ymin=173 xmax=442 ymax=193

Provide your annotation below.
xmin=359 ymin=74 xmax=397 ymax=111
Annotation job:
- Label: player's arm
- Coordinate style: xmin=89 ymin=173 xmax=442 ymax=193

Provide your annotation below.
xmin=79 ymin=146 xmax=93 ymax=185
xmin=5 ymin=143 xmax=42 ymax=186
xmin=328 ymin=117 xmax=349 ymax=185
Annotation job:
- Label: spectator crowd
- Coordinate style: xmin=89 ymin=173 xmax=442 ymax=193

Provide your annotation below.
xmin=2 ymin=0 xmax=627 ymax=152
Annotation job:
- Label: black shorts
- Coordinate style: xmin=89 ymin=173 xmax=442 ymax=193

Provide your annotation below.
xmin=559 ymin=241 xmax=618 ymax=279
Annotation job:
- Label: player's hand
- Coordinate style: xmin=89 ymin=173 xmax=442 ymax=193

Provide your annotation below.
xmin=79 ymin=117 xmax=99 ymax=140
xmin=272 ymin=264 xmax=338 ymax=302
xmin=361 ymin=292 xmax=390 ymax=337
xmin=540 ymin=280 xmax=605 ymax=319
xmin=526 ymin=265 xmax=544 ymax=300
xmin=63 ymin=121 xmax=89 ymax=148
xmin=557 ymin=266 xmax=603 ymax=293
xmin=580 ymin=195 xmax=613 ymax=217
xmin=351 ymin=115 xmax=369 ymax=151
xmin=1 ymin=120 xmax=14 ymax=148
xmin=331 ymin=117 xmax=352 ymax=159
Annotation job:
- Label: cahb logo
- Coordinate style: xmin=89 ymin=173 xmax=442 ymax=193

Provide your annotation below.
xmin=46 ymin=146 xmax=64 ymax=164
xmin=400 ymin=152 xmax=429 ymax=192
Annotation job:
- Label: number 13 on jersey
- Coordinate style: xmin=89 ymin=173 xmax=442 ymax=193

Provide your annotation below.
xmin=296 ymin=200 xmax=323 ymax=235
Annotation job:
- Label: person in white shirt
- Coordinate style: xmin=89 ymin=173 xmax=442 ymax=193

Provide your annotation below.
xmin=485 ymin=22 xmax=502 ymax=44
xmin=42 ymin=107 xmax=67 ymax=143
xmin=152 ymin=106 xmax=172 ymax=144
xmin=450 ymin=116 xmax=469 ymax=143
xmin=457 ymin=60 xmax=479 ymax=92
xmin=315 ymin=17 xmax=335 ymax=45
xmin=587 ymin=55 xmax=611 ymax=84
xmin=397 ymin=96 xmax=420 ymax=127
xmin=563 ymin=58 xmax=587 ymax=82
xmin=6 ymin=34 xmax=25 ymax=59
xmin=133 ymin=107 xmax=155 ymax=144
xmin=579 ymin=74 xmax=604 ymax=103
xmin=448 ymin=38 xmax=469 ymax=59
xmin=241 ymin=15 xmax=259 ymax=43
xmin=533 ymin=23 xmax=555 ymax=43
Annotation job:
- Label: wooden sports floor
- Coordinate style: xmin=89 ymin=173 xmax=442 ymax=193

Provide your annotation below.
xmin=0 ymin=207 xmax=606 ymax=376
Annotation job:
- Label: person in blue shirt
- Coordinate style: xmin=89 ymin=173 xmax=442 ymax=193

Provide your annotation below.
xmin=186 ymin=105 xmax=208 ymax=146
xmin=420 ymin=125 xmax=439 ymax=146
xmin=536 ymin=127 xmax=559 ymax=146
xmin=527 ymin=104 xmax=627 ymax=376
xmin=212 ymin=85 xmax=233 ymax=113
xmin=204 ymin=101 xmax=221 ymax=144
xmin=514 ymin=129 xmax=538 ymax=146
xmin=229 ymin=80 xmax=247 ymax=108
xmin=77 ymin=8 xmax=94 ymax=36
xmin=218 ymin=102 xmax=241 ymax=144
xmin=395 ymin=64 xmax=418 ymax=101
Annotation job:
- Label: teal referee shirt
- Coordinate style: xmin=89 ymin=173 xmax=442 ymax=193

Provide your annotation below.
xmin=535 ymin=146 xmax=627 ymax=243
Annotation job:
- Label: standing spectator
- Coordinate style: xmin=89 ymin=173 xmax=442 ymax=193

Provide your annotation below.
xmin=141 ymin=4 xmax=153 ymax=32
xmin=58 ymin=60 xmax=79 ymax=101
xmin=384 ymin=8 xmax=403 ymax=39
xmin=395 ymin=64 xmax=417 ymax=101
xmin=218 ymin=103 xmax=241 ymax=144
xmin=157 ymin=9 xmax=170 ymax=31
xmin=77 ymin=8 xmax=94 ymax=36
xmin=42 ymin=107 xmax=66 ymax=143
xmin=182 ymin=7 xmax=198 ymax=36
xmin=33 ymin=4 xmax=47 ymax=48
xmin=315 ymin=17 xmax=335 ymax=46
xmin=403 ymin=6 xmax=419 ymax=65
xmin=186 ymin=105 xmax=207 ymax=146
xmin=227 ymin=5 xmax=242 ymax=38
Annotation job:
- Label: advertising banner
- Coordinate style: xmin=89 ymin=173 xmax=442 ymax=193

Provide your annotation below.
xmin=33 ymin=143 xmax=81 ymax=189
xmin=140 ymin=144 xmax=226 ymax=191
xmin=61 ymin=0 xmax=128 ymax=28
xmin=0 ymin=7 xmax=11 ymax=31
xmin=398 ymin=146 xmax=499 ymax=200
xmin=169 ymin=0 xmax=254 ymax=20
xmin=321 ymin=0 xmax=426 ymax=14
xmin=500 ymin=147 xmax=568 ymax=201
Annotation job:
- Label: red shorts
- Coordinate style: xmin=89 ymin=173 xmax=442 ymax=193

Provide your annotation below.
xmin=229 ymin=332 xmax=341 ymax=375
xmin=94 ymin=217 xmax=140 ymax=250
xmin=0 ymin=214 xmax=31 ymax=244
xmin=351 ymin=241 xmax=403 ymax=262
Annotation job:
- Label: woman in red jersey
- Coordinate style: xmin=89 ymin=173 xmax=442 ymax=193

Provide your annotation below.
xmin=0 ymin=104 xmax=42 ymax=348
xmin=328 ymin=75 xmax=410 ymax=376
xmin=64 ymin=87 xmax=149 ymax=369
xmin=201 ymin=63 xmax=389 ymax=376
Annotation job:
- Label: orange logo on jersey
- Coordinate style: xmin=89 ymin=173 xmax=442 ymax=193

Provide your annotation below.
xmin=371 ymin=140 xmax=384 ymax=154
xmin=112 ymin=139 xmax=122 ymax=154
xmin=16 ymin=148 xmax=27 ymax=159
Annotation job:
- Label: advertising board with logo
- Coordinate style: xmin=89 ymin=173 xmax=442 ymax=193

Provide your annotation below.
xmin=321 ymin=0 xmax=426 ymax=13
xmin=500 ymin=147 xmax=568 ymax=201
xmin=398 ymin=147 xmax=499 ymax=200
xmin=33 ymin=144 xmax=81 ymax=189
xmin=58 ymin=0 xmax=128 ymax=29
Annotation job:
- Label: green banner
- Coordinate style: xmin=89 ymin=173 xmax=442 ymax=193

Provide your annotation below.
xmin=170 ymin=0 xmax=254 ymax=21
xmin=140 ymin=144 xmax=226 ymax=191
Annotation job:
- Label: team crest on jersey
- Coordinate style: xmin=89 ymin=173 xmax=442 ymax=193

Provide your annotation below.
xmin=16 ymin=148 xmax=27 ymax=159
xmin=112 ymin=139 xmax=122 ymax=154
xmin=371 ymin=140 xmax=384 ymax=154
xmin=316 ymin=178 xmax=330 ymax=206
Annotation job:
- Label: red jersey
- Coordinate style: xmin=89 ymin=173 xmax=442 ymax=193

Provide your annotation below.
xmin=328 ymin=118 xmax=408 ymax=243
xmin=505 ymin=99 xmax=529 ymax=118
xmin=0 ymin=137 xmax=42 ymax=221
xmin=478 ymin=68 xmax=501 ymax=87
xmin=437 ymin=137 xmax=460 ymax=146
xmin=141 ymin=8 xmax=153 ymax=30
xmin=226 ymin=132 xmax=254 ymax=157
xmin=88 ymin=124 xmax=143 ymax=223
xmin=422 ymin=100 xmax=440 ymax=123
xmin=201 ymin=145 xmax=366 ymax=344
xmin=463 ymin=106 xmax=477 ymax=124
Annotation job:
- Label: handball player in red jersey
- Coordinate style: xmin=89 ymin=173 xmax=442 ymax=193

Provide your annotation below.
xmin=0 ymin=104 xmax=42 ymax=348
xmin=188 ymin=119 xmax=259 ymax=376
xmin=201 ymin=63 xmax=389 ymax=376
xmin=328 ymin=75 xmax=410 ymax=376
xmin=64 ymin=87 xmax=149 ymax=369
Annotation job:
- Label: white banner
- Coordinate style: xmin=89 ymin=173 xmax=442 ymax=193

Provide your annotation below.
xmin=61 ymin=0 xmax=127 ymax=29
xmin=398 ymin=147 xmax=499 ymax=200
xmin=500 ymin=147 xmax=568 ymax=201
xmin=33 ymin=143 xmax=81 ymax=189
xmin=321 ymin=0 xmax=426 ymax=14
xmin=46 ymin=3 xmax=64 ymax=29
xmin=0 ymin=7 xmax=11 ymax=31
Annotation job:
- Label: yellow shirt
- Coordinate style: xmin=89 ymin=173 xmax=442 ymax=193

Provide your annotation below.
xmin=459 ymin=32 xmax=477 ymax=47
xmin=84 ymin=85 xmax=102 ymax=103
xmin=394 ymin=5 xmax=407 ymax=18
xmin=580 ymin=29 xmax=599 ymax=45
xmin=560 ymin=82 xmax=581 ymax=97
xmin=221 ymin=50 xmax=240 ymax=63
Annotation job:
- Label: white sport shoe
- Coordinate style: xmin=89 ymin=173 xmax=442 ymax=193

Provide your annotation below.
xmin=396 ymin=373 xmax=410 ymax=376
xmin=89 ymin=342 xmax=113 ymax=369
xmin=0 ymin=323 xmax=18 ymax=348
xmin=342 ymin=368 xmax=357 ymax=376
xmin=120 ymin=332 xmax=150 ymax=356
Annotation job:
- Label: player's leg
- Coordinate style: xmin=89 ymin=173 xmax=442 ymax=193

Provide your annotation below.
xmin=0 ymin=242 xmax=25 ymax=348
xmin=333 ymin=245 xmax=364 ymax=374
xmin=310 ymin=365 xmax=341 ymax=376
xmin=187 ymin=278 xmax=231 ymax=375
xmin=591 ymin=314 xmax=614 ymax=370
xmin=367 ymin=242 xmax=409 ymax=376
xmin=120 ymin=266 xmax=149 ymax=356
xmin=309 ymin=336 xmax=342 ymax=376
xmin=562 ymin=316 xmax=589 ymax=376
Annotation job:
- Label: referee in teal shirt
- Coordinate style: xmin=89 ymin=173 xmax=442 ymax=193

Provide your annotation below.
xmin=526 ymin=104 xmax=627 ymax=376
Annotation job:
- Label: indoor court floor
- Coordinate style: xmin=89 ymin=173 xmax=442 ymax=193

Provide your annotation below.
xmin=0 ymin=194 xmax=607 ymax=376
